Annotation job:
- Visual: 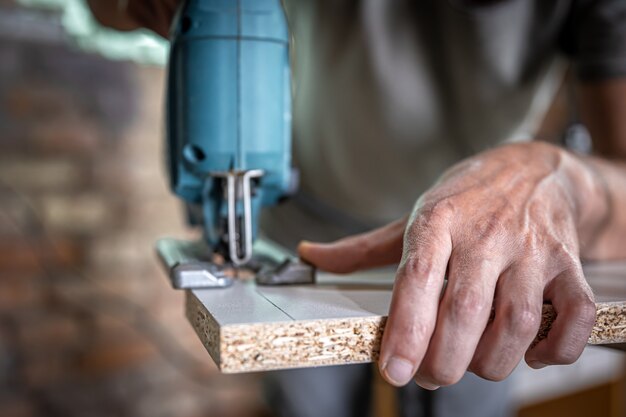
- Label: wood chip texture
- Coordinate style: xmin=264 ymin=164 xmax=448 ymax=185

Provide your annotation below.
xmin=184 ymin=264 xmax=626 ymax=373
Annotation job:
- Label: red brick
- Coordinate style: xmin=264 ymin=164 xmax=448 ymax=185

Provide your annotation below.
xmin=0 ymin=238 xmax=85 ymax=272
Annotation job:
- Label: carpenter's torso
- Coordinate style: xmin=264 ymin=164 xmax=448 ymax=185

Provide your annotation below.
xmin=263 ymin=0 xmax=571 ymax=246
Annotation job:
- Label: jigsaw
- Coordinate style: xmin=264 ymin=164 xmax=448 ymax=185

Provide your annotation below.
xmin=156 ymin=0 xmax=314 ymax=288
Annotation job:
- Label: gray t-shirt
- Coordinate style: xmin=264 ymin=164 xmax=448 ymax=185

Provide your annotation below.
xmin=262 ymin=0 xmax=626 ymax=248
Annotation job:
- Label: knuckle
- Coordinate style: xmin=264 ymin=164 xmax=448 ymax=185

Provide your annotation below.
xmin=448 ymin=285 xmax=487 ymax=321
xmin=577 ymin=294 xmax=597 ymax=327
xmin=385 ymin=309 xmax=433 ymax=350
xmin=471 ymin=343 xmax=520 ymax=382
xmin=474 ymin=250 xmax=499 ymax=271
xmin=473 ymin=216 xmax=505 ymax=243
xmin=560 ymin=281 xmax=596 ymax=329
xmin=521 ymin=234 xmax=544 ymax=259
xmin=393 ymin=319 xmax=431 ymax=344
xmin=419 ymin=199 xmax=455 ymax=224
xmin=501 ymin=302 xmax=541 ymax=337
xmin=548 ymin=346 xmax=581 ymax=365
xmin=403 ymin=221 xmax=448 ymax=257
xmin=449 ymin=247 xmax=499 ymax=277
xmin=548 ymin=243 xmax=580 ymax=270
xmin=471 ymin=362 xmax=509 ymax=382
xmin=400 ymin=256 xmax=437 ymax=280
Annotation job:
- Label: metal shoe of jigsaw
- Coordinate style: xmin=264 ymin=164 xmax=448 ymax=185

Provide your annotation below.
xmin=156 ymin=0 xmax=314 ymax=289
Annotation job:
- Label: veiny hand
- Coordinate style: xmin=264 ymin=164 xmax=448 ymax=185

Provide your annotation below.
xmin=299 ymin=141 xmax=604 ymax=388
xmin=87 ymin=0 xmax=179 ymax=38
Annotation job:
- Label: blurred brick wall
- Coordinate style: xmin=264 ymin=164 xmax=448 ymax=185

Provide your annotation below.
xmin=0 ymin=2 xmax=269 ymax=417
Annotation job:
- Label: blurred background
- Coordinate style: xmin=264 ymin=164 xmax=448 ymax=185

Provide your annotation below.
xmin=0 ymin=1 xmax=624 ymax=417
xmin=0 ymin=1 xmax=269 ymax=416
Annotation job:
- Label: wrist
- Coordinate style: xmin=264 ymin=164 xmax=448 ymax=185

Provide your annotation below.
xmin=506 ymin=141 xmax=609 ymax=248
xmin=554 ymin=146 xmax=611 ymax=252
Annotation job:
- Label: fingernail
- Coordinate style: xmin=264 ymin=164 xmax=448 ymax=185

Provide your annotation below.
xmin=416 ymin=381 xmax=440 ymax=391
xmin=528 ymin=360 xmax=547 ymax=369
xmin=297 ymin=241 xmax=316 ymax=255
xmin=382 ymin=356 xmax=414 ymax=386
xmin=413 ymin=374 xmax=439 ymax=391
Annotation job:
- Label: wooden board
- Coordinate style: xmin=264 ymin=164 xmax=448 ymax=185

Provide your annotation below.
xmin=185 ymin=263 xmax=626 ymax=373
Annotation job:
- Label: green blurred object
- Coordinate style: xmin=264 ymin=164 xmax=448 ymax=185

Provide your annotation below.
xmin=17 ymin=0 xmax=168 ymax=65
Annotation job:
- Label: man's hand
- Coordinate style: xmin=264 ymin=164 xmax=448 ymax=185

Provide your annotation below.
xmin=87 ymin=0 xmax=178 ymax=38
xmin=299 ymin=141 xmax=608 ymax=388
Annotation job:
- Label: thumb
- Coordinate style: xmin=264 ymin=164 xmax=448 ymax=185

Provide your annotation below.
xmin=297 ymin=216 xmax=408 ymax=274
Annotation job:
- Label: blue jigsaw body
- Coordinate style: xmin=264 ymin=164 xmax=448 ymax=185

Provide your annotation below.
xmin=166 ymin=0 xmax=292 ymax=264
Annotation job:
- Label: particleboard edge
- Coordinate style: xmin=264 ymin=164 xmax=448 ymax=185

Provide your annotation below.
xmin=185 ymin=291 xmax=221 ymax=366
xmin=185 ymin=290 xmax=386 ymax=373
xmin=588 ymin=302 xmax=626 ymax=345
xmin=186 ymin=291 xmax=626 ymax=374
xmin=219 ymin=317 xmax=387 ymax=373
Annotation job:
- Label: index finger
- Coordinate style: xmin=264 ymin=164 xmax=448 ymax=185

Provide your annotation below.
xmin=379 ymin=221 xmax=452 ymax=386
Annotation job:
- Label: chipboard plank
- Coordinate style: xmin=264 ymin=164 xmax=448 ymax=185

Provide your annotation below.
xmin=185 ymin=263 xmax=626 ymax=373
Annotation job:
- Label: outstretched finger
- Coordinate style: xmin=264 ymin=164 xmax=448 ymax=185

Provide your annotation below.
xmin=297 ymin=217 xmax=407 ymax=274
